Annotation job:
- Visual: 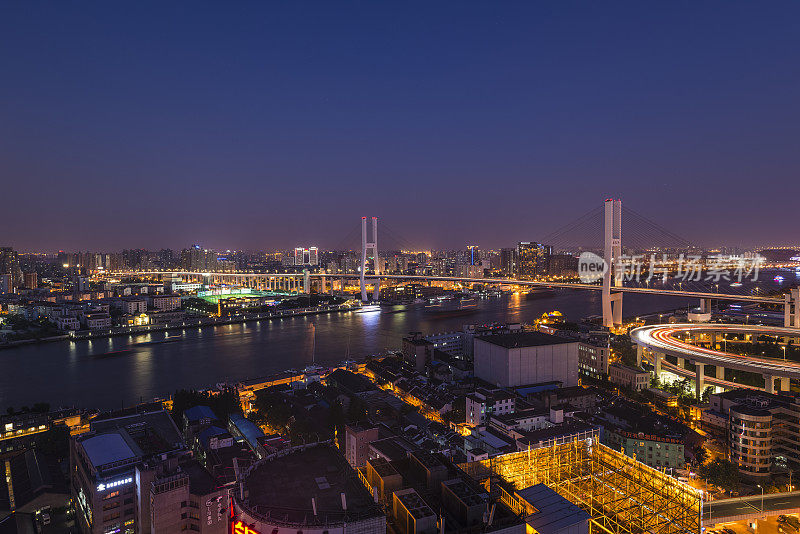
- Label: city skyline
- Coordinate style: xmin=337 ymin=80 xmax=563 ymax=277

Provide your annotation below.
xmin=2 ymin=3 xmax=800 ymax=250
xmin=3 ymin=5 xmax=800 ymax=533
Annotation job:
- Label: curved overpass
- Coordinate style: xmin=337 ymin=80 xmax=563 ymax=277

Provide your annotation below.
xmin=631 ymin=323 xmax=800 ymax=393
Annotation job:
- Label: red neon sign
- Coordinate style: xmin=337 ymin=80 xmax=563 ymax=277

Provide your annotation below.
xmin=231 ymin=520 xmax=260 ymax=534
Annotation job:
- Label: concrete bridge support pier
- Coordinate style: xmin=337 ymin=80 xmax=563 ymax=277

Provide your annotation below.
xmin=780 ymin=377 xmax=790 ymax=392
xmin=765 ymin=375 xmax=776 ymax=394
xmin=695 ymin=362 xmax=705 ymax=400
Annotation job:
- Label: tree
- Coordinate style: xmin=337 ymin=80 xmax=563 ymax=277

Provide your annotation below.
xmin=698 ymin=459 xmax=740 ymax=492
xmin=650 ymin=376 xmax=661 ymax=388
xmin=692 ymin=445 xmax=708 ymax=466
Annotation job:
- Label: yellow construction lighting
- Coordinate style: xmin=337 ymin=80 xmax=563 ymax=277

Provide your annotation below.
xmin=460 ymin=438 xmax=700 ymax=534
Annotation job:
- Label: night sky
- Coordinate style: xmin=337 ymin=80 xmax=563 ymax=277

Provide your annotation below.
xmin=1 ymin=2 xmax=798 ymax=252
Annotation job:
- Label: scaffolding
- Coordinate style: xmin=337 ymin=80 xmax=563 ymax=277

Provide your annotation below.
xmin=460 ymin=438 xmax=700 ymax=534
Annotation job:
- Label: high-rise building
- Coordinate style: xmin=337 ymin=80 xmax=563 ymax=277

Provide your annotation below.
xmin=467 ymin=245 xmax=479 ymax=265
xmin=23 ymin=272 xmax=38 ymax=289
xmin=294 ymin=247 xmax=319 ymax=266
xmin=516 ymin=242 xmax=551 ymax=278
xmin=0 ymin=247 xmax=22 ymax=289
xmin=548 ymin=253 xmax=579 ymax=276
xmin=180 ymin=245 xmax=218 ymax=272
xmin=500 ymin=248 xmax=516 ymax=276
xmin=0 ymin=274 xmax=12 ymax=294
xmin=70 ymin=410 xmax=187 ymax=534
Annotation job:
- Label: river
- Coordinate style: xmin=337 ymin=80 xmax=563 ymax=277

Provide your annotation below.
xmin=0 ymin=290 xmax=705 ymax=410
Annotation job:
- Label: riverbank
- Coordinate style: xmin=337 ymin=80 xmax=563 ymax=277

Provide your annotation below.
xmin=0 ymin=302 xmax=361 ymax=347
xmin=0 ymin=290 xmax=700 ymax=410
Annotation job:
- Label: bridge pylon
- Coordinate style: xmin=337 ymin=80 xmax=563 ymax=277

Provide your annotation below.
xmin=785 ymin=288 xmax=800 ymax=327
xmin=360 ymin=216 xmax=380 ymax=302
xmin=602 ymin=199 xmax=623 ymax=328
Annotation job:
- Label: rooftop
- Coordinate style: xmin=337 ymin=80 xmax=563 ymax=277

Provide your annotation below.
xmin=518 ymin=483 xmax=590 ymax=534
xmin=81 ymin=433 xmax=137 ymax=469
xmin=369 ymin=436 xmax=416 ymax=462
xmin=80 ymin=410 xmax=184 ymax=470
xmin=184 ymin=405 xmax=217 ymax=423
xmin=241 ymin=445 xmax=382 ymax=526
xmin=477 ymin=331 xmax=576 ymax=349
xmin=518 ymin=421 xmax=597 ymax=446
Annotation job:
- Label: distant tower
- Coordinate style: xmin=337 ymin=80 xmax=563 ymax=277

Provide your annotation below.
xmin=602 ymin=199 xmax=623 ymax=327
xmin=360 ymin=217 xmax=379 ymax=302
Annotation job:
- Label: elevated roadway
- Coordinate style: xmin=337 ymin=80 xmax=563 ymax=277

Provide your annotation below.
xmin=632 ymin=324 xmax=800 ymax=394
xmin=106 ymin=270 xmax=785 ymax=304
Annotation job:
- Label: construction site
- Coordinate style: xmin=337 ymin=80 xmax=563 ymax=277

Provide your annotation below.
xmin=460 ymin=437 xmax=702 ymax=534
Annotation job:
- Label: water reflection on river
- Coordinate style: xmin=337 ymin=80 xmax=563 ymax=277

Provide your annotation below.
xmin=0 ymin=290 xmax=721 ymax=410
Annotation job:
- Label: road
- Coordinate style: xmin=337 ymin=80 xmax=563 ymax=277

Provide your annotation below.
xmin=707 ymin=493 xmax=800 ymax=523
xmin=106 ymin=270 xmax=785 ymax=304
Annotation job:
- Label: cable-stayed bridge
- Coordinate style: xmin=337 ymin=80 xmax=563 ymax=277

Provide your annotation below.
xmin=106 ymin=199 xmax=799 ymax=329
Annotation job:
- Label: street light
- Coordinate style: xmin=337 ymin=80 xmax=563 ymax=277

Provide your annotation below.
xmin=783 ymin=346 xmax=787 ymax=361
xmin=757 ymin=484 xmax=764 ymax=512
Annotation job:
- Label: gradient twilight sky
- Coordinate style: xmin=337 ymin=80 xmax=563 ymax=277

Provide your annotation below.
xmin=1 ymin=2 xmax=799 ymax=252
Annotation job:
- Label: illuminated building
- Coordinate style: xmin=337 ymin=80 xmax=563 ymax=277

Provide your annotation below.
xmin=0 ymin=274 xmax=11 ymax=294
xmin=548 ymin=253 xmax=579 ymax=276
xmin=180 ymin=245 xmax=219 ymax=272
xmin=466 ymin=389 xmax=515 ymax=426
xmin=467 ymin=245 xmax=479 ymax=265
xmin=588 ymin=401 xmax=686 ymax=470
xmin=148 ymin=460 xmax=229 ymax=534
xmin=23 ymin=271 xmax=38 ymax=289
xmin=294 ymin=246 xmax=319 ymax=266
xmin=360 ymin=450 xmax=525 ymax=532
xmin=345 ymin=422 xmax=379 ymax=468
xmin=0 ymin=246 xmax=22 ymax=289
xmin=401 ymin=333 xmax=434 ymax=372
xmin=120 ymin=298 xmax=147 ymax=315
xmin=702 ymin=389 xmax=800 ymax=478
xmin=500 ymin=247 xmax=516 ymax=276
xmin=577 ymin=340 xmax=610 ymax=379
xmin=148 ymin=294 xmax=181 ymax=311
xmin=608 ymin=363 xmax=650 ymax=391
xmin=516 ymin=242 xmax=551 ymax=278
xmin=70 ymin=410 xmax=187 ymax=534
